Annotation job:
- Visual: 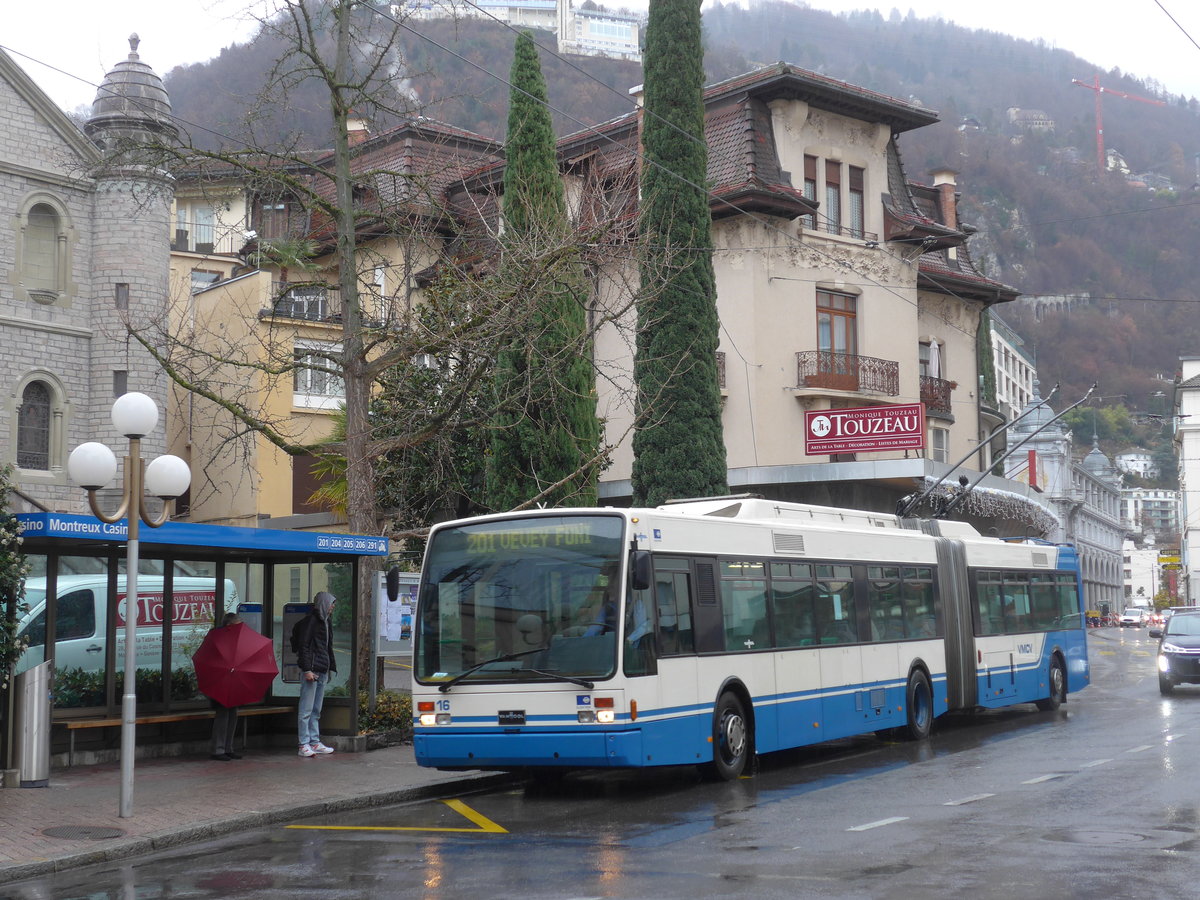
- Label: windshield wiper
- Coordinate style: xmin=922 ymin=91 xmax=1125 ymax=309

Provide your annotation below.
xmin=521 ymin=668 xmax=595 ymax=690
xmin=438 ymin=646 xmax=549 ymax=693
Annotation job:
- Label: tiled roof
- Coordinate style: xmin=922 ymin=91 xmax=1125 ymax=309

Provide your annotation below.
xmin=908 ymin=178 xmax=1019 ymax=302
xmin=701 ymin=62 xmax=938 ymax=134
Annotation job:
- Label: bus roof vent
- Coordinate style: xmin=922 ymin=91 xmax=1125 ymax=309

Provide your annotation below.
xmin=1032 ymin=550 xmax=1051 ymax=567
xmin=773 ymin=532 xmax=806 ymax=555
xmin=704 ymin=503 xmax=742 ymax=518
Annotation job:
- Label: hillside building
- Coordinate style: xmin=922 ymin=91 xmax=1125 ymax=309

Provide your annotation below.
xmin=1115 ymin=451 xmax=1158 ymax=480
xmin=1122 ymin=486 xmax=1179 ymax=541
xmin=1006 ymin=107 xmax=1055 ymax=132
xmin=398 ymin=0 xmax=642 ymax=60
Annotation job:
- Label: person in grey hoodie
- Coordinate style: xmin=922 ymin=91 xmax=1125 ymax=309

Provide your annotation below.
xmin=296 ymin=591 xmax=338 ymax=757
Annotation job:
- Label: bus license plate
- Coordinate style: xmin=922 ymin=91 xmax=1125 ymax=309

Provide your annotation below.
xmin=498 ymin=710 xmax=526 ymax=726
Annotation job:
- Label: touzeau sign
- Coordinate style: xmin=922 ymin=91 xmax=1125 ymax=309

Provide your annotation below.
xmin=805 ymin=403 xmax=926 ymax=455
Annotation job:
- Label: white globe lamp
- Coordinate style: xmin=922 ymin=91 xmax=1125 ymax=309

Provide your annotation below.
xmin=111 ymin=391 xmax=159 ymax=439
xmin=144 ymin=455 xmax=191 ymax=499
xmin=67 ymin=442 xmax=119 ymax=490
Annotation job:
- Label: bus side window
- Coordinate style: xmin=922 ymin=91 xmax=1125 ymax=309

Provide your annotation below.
xmin=815 ymin=570 xmax=857 ymax=644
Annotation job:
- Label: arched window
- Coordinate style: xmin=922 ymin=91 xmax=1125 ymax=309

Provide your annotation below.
xmin=24 ymin=203 xmax=60 ymax=300
xmin=17 ymin=381 xmax=52 ymax=470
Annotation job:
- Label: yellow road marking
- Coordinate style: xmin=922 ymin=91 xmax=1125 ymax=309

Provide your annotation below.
xmin=285 ymin=798 xmax=508 ymax=834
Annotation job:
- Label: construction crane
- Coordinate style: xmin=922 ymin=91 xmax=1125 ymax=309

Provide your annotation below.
xmin=1072 ymin=75 xmax=1167 ymax=173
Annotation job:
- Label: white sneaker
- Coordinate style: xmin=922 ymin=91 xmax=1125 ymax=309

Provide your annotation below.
xmin=298 ymin=745 xmax=316 ymax=758
xmin=310 ymin=742 xmax=335 ymax=754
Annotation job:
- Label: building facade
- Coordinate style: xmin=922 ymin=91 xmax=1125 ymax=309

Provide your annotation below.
xmin=1005 ymin=385 xmax=1126 ymax=612
xmin=989 ymin=310 xmax=1035 ymax=420
xmin=2 ymin=38 xmax=175 ymax=515
xmin=1174 ymin=356 xmax=1200 ymax=604
xmin=556 ymin=63 xmax=1052 ymax=533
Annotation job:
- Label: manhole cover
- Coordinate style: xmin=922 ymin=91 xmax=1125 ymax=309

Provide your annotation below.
xmin=42 ymin=825 xmax=125 ymax=840
xmin=1047 ymin=831 xmax=1147 ymax=845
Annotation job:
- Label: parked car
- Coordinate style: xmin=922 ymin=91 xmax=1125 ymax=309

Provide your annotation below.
xmin=1119 ymin=608 xmax=1148 ymax=627
xmin=1158 ymin=611 xmax=1200 ymax=694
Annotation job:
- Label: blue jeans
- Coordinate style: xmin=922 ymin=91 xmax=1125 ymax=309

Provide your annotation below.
xmin=298 ymin=672 xmax=329 ymax=746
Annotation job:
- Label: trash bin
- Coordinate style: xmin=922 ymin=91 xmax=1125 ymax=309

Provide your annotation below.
xmin=14 ymin=660 xmax=52 ymax=788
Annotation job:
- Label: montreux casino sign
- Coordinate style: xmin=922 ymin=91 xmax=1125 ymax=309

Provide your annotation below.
xmin=804 ymin=403 xmax=925 ymax=455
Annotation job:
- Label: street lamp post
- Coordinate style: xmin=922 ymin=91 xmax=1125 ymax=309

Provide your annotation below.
xmin=67 ymin=392 xmax=190 ymax=818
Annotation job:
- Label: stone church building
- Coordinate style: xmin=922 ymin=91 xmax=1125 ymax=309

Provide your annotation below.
xmin=2 ymin=36 xmax=176 ymax=514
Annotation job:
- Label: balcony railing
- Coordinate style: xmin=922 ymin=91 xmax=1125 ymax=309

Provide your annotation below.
xmin=265 ymin=284 xmax=343 ymax=323
xmin=171 ymin=222 xmax=244 ymax=256
xmin=796 ymin=351 xmax=899 ymax=396
xmin=920 ymin=375 xmax=955 ymax=416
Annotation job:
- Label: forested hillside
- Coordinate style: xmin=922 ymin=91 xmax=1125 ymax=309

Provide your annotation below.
xmin=160 ymin=1 xmax=1200 ymax=475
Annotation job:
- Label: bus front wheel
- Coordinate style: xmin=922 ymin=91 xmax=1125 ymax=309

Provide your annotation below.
xmin=709 ymin=691 xmax=750 ymax=780
xmin=902 ymin=670 xmax=933 ymax=741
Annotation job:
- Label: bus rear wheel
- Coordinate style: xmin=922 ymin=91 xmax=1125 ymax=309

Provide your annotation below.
xmin=709 ymin=691 xmax=750 ymax=781
xmin=902 ymin=670 xmax=933 ymax=741
xmin=1035 ymin=657 xmax=1067 ymax=711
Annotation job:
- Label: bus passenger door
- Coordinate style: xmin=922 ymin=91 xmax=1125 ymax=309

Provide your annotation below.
xmin=814 ymin=565 xmax=864 ymax=741
xmin=631 ymin=558 xmax=701 ymax=767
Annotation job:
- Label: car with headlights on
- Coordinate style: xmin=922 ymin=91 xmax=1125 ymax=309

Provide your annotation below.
xmin=1119 ymin=608 xmax=1148 ymax=627
xmin=1157 ymin=611 xmax=1200 ymax=695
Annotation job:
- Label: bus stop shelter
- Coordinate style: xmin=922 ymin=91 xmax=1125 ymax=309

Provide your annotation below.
xmin=2 ymin=512 xmax=389 ymax=773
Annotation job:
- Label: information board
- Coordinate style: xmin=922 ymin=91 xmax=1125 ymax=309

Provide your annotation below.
xmin=376 ymin=570 xmax=418 ymax=658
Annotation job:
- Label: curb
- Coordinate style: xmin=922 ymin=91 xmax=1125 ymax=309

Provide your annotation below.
xmin=0 ymin=771 xmax=518 ymax=887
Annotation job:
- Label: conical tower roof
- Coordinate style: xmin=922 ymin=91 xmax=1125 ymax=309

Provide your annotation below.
xmin=84 ymin=34 xmax=177 ymax=150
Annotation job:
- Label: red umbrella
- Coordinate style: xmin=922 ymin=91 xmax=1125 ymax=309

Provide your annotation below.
xmin=191 ymin=622 xmax=279 ymax=707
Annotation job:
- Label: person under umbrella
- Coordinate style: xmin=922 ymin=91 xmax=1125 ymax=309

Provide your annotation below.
xmin=192 ymin=611 xmax=279 ymax=761
xmin=207 ymin=612 xmax=242 ymax=760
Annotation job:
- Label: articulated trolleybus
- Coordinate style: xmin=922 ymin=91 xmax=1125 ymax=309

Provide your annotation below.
xmin=411 ymin=498 xmax=1088 ymax=779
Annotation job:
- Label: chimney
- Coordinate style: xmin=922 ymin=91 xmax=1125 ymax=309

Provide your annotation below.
xmin=930 ymin=168 xmax=958 ymax=231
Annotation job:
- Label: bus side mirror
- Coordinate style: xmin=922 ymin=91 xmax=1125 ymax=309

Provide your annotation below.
xmin=385 ymin=567 xmax=400 ymax=602
xmin=630 ymin=550 xmax=652 ymax=592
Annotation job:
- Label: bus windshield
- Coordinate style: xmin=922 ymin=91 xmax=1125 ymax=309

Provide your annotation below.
xmin=415 ymin=514 xmax=626 ymax=685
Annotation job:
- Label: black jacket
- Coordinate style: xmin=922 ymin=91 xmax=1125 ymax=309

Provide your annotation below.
xmin=295 ymin=612 xmax=337 ymax=674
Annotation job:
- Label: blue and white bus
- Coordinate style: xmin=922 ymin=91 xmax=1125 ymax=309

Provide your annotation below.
xmin=411 ymin=497 xmax=1088 ymax=779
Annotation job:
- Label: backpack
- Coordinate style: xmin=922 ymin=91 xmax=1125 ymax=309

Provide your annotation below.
xmin=290 ymin=614 xmax=310 ymax=655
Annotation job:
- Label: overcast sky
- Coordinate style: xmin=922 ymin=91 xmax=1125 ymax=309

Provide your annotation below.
xmin=4 ymin=1 xmax=1200 ymax=113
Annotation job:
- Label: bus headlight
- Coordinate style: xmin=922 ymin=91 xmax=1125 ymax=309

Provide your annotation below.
xmin=596 ymin=709 xmax=615 ymax=724
xmin=420 ymin=713 xmax=437 ymax=726
xmin=578 ymin=710 xmax=596 ymax=724
xmin=436 ymin=713 xmax=452 ymax=725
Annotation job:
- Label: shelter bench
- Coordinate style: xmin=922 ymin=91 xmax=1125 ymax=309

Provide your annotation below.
xmin=61 ymin=704 xmax=293 ymax=766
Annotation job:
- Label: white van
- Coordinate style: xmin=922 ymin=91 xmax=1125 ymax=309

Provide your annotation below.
xmin=16 ymin=575 xmax=240 ymax=675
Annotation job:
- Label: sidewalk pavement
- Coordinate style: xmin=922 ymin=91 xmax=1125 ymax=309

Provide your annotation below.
xmin=0 ymin=741 xmax=509 ymax=887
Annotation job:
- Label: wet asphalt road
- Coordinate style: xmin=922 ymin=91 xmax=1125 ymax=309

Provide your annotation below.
xmin=7 ymin=627 xmax=1198 ymax=900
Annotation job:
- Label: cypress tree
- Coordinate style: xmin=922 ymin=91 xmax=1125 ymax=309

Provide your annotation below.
xmin=631 ymin=0 xmax=729 ymax=507
xmin=485 ymin=32 xmax=601 ymax=511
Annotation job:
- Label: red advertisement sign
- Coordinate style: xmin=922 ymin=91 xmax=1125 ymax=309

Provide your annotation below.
xmin=804 ymin=403 xmax=926 ymax=455
xmin=116 ymin=591 xmax=215 ymax=627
